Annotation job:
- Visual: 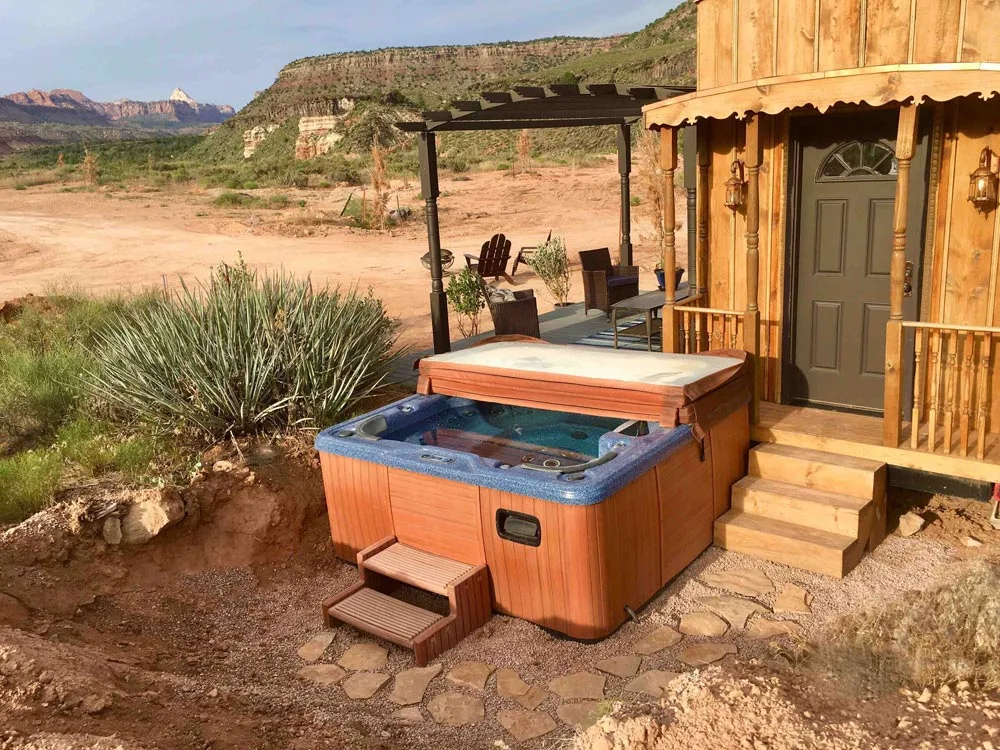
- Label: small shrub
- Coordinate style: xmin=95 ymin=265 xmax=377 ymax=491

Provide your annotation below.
xmin=446 ymin=267 xmax=486 ymax=338
xmin=243 ymin=181 xmax=259 ymax=190
xmin=532 ymin=235 xmax=572 ymax=306
xmin=14 ymin=184 xmax=26 ymax=191
xmin=267 ymin=194 xmax=291 ymax=209
xmin=631 ymin=195 xmax=642 ymax=206
xmin=213 ymin=191 xmax=257 ymax=208
xmin=317 ymin=181 xmax=332 ymax=189
xmin=0 ymin=451 xmax=62 ymax=524
xmin=57 ymin=417 xmax=158 ymax=480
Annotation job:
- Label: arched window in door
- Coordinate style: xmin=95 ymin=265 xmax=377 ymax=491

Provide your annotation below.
xmin=818 ymin=140 xmax=897 ymax=180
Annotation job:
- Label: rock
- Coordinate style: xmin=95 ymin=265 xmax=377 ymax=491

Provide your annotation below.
xmin=80 ymin=694 xmax=111 ymax=714
xmin=700 ymin=569 xmax=774 ymax=597
xmin=963 ymin=536 xmax=983 ymax=547
xmin=427 ymin=692 xmax=485 ymax=727
xmin=497 ymin=709 xmax=557 ymax=742
xmin=296 ymin=116 xmax=345 ymax=160
xmin=916 ymin=687 xmax=933 ymax=703
xmin=391 ymin=706 xmax=424 ymax=723
xmin=212 ymin=460 xmax=236 ymax=472
xmin=679 ymin=611 xmax=729 ymax=637
xmin=774 ymin=583 xmax=813 ymax=614
xmin=697 ymin=595 xmax=769 ymax=629
xmin=296 ymin=631 xmax=335 ymax=662
xmin=515 ymin=685 xmax=546 ymax=711
xmin=746 ymin=619 xmax=804 ymax=640
xmin=496 ymin=668 xmax=531 ymax=698
xmin=898 ymin=512 xmax=926 ymax=537
xmin=296 ymin=664 xmax=347 ymax=685
xmin=120 ymin=491 xmax=185 ymax=545
xmin=548 ymin=672 xmax=605 ymax=700
xmin=338 ymin=643 xmax=388 ymax=672
xmin=633 ymin=626 xmax=682 ymax=655
xmin=243 ymin=123 xmax=279 ymax=159
xmin=446 ymin=661 xmax=493 ymax=691
xmin=342 ymin=672 xmax=390 ymax=700
xmin=390 ymin=664 xmax=442 ymax=706
xmin=557 ymin=701 xmax=607 ymax=730
xmin=101 ymin=517 xmax=122 ymax=546
xmin=678 ymin=643 xmax=737 ymax=667
xmin=0 ymin=593 xmax=30 ymax=628
xmin=624 ymin=670 xmax=682 ymax=698
xmin=595 ymin=654 xmax=642 ymax=679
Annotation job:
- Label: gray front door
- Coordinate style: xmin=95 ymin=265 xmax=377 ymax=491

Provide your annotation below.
xmin=790 ymin=111 xmax=924 ymax=413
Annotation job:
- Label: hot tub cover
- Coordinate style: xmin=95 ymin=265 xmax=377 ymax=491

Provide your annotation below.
xmin=417 ymin=341 xmax=751 ymax=436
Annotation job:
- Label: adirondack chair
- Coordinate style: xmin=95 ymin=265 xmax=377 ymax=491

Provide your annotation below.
xmin=512 ymin=229 xmax=552 ymax=276
xmin=465 ymin=233 xmax=514 ymax=284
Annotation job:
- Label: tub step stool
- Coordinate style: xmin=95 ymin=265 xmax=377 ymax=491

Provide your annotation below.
xmin=323 ymin=536 xmax=492 ymax=666
xmin=714 ymin=444 xmax=887 ymax=577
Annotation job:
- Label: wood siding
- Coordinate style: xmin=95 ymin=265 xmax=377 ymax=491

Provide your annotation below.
xmin=319 ymin=454 xmax=394 ymax=560
xmin=696 ymin=0 xmax=1000 ymax=91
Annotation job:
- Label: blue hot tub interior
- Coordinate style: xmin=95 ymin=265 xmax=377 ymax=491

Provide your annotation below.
xmin=315 ymin=394 xmax=695 ymax=505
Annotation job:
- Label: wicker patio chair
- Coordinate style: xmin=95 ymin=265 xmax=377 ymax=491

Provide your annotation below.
xmin=480 ymin=278 xmax=541 ymax=338
xmin=578 ymin=247 xmax=639 ymax=318
xmin=465 ymin=233 xmax=514 ymax=283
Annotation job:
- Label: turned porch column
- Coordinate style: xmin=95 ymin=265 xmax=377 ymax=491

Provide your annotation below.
xmin=883 ymin=103 xmax=919 ymax=446
xmin=696 ymin=128 xmax=710 ymax=300
xmin=419 ymin=131 xmax=450 ymax=354
xmin=744 ymin=115 xmax=762 ymax=424
xmin=660 ymin=126 xmax=679 ymax=353
xmin=617 ymin=123 xmax=633 ymax=266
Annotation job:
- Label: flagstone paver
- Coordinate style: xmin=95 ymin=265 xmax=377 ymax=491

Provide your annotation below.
xmin=342 ymin=671 xmax=390 ymax=700
xmin=595 ymin=654 xmax=642 ymax=679
xmin=390 ymin=664 xmax=442 ymax=705
xmin=701 ymin=569 xmax=774 ymax=597
xmin=746 ymin=619 xmax=804 ymax=640
xmin=337 ymin=643 xmax=388 ymax=671
xmin=678 ymin=611 xmax=729 ymax=637
xmin=295 ymin=663 xmax=346 ymax=685
xmin=698 ymin=595 xmax=769 ymax=629
xmin=548 ymin=672 xmax=605 ymax=700
xmin=557 ymin=701 xmax=607 ymax=730
xmin=391 ymin=707 xmax=424 ymax=723
xmin=497 ymin=709 xmax=557 ymax=742
xmin=446 ymin=661 xmax=493 ymax=691
xmin=296 ymin=631 xmax=335 ymax=662
xmin=774 ymin=583 xmax=813 ymax=613
xmin=633 ymin=626 xmax=682 ymax=655
xmin=515 ymin=685 xmax=546 ymax=711
xmin=427 ymin=692 xmax=485 ymax=727
xmin=496 ymin=668 xmax=531 ymax=698
xmin=677 ymin=643 xmax=737 ymax=667
xmin=624 ymin=670 xmax=682 ymax=698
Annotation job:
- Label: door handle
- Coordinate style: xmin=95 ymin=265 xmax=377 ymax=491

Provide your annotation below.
xmin=903 ymin=261 xmax=914 ymax=298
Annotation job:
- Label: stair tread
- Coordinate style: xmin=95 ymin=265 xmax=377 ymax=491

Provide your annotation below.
xmin=752 ymin=443 xmax=885 ymax=472
xmin=716 ymin=509 xmax=857 ymax=551
xmin=328 ymin=588 xmax=444 ymax=644
xmin=364 ymin=543 xmax=474 ymax=595
xmin=734 ymin=476 xmax=870 ymax=511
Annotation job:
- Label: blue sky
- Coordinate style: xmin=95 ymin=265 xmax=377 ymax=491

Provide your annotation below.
xmin=1 ymin=1 xmax=675 ymax=108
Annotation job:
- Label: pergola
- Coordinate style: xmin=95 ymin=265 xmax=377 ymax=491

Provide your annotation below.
xmin=396 ymin=83 xmax=694 ymax=354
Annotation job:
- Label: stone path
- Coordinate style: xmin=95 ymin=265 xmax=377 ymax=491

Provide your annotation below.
xmin=698 ymin=595 xmax=769 ymax=629
xmin=427 ymin=692 xmax=485 ymax=727
xmin=343 ymin=671 xmax=390 ymax=700
xmin=678 ymin=643 xmax=737 ymax=667
xmin=446 ymin=661 xmax=493 ymax=691
xmin=774 ymin=582 xmax=813 ymax=613
xmin=548 ymin=672 xmax=606 ymax=700
xmin=296 ymin=631 xmax=334 ymax=662
xmin=497 ymin=709 xmax=557 ymax=742
xmin=390 ymin=664 xmax=442 ymax=706
xmin=557 ymin=701 xmax=606 ymax=730
xmin=595 ymin=654 xmax=642 ymax=679
xmin=679 ymin=611 xmax=729 ymax=637
xmin=700 ymin=568 xmax=774 ymax=597
xmin=296 ymin=663 xmax=346 ymax=685
xmin=337 ymin=643 xmax=387 ymax=671
xmin=633 ymin=625 xmax=682 ymax=655
xmin=625 ymin=670 xmax=682 ymax=698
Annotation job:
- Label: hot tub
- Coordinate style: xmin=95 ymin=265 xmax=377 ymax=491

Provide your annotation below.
xmin=316 ymin=342 xmax=751 ymax=640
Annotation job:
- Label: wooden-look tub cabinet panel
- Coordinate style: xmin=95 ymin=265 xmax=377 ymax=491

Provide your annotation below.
xmin=656 ymin=439 xmax=716 ymax=584
xmin=709 ymin=405 xmax=750 ymax=519
xmin=319 ymin=454 xmax=394 ymax=561
xmin=387 ymin=468 xmax=485 ymax=565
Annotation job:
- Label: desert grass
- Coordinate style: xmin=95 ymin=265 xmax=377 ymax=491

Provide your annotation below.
xmin=369 ymin=137 xmax=390 ymax=231
xmin=635 ymin=130 xmax=668 ymax=270
xmin=812 ymin=561 xmax=1000 ymax=691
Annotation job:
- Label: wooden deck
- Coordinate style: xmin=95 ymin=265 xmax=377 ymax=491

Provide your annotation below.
xmin=753 ymin=403 xmax=1000 ymax=483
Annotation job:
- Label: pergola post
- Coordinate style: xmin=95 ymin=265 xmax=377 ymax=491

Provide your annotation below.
xmin=617 ymin=123 xmax=633 ymax=266
xmin=884 ymin=103 xmax=919 ymax=446
xmin=744 ymin=115 xmax=761 ymax=424
xmin=660 ymin=126 xmax=679 ymax=354
xmin=419 ymin=131 xmax=450 ymax=354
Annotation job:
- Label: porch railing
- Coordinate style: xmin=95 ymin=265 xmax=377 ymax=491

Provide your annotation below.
xmin=675 ymin=306 xmax=746 ymax=354
xmin=900 ymin=321 xmax=999 ymax=461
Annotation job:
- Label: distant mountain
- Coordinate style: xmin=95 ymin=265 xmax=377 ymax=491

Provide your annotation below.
xmin=0 ymin=88 xmax=235 ymax=153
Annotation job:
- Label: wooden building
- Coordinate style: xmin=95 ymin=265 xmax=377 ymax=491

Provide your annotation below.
xmin=644 ymin=0 xmax=1000 ymax=484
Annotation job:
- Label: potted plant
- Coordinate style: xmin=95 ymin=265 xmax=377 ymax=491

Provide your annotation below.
xmin=446 ymin=266 xmax=486 ymax=337
xmin=654 ymin=263 xmax=686 ymax=292
xmin=532 ymin=235 xmax=572 ymax=306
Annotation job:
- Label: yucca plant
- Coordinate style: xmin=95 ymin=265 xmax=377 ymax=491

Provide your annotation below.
xmin=84 ymin=259 xmax=402 ymax=439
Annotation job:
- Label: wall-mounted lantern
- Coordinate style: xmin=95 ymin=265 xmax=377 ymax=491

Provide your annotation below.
xmin=724 ymin=160 xmax=746 ymax=211
xmin=968 ymin=147 xmax=999 ymax=212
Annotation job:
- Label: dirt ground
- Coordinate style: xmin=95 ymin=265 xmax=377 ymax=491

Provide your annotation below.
xmin=0 ymin=162 xmax=681 ymax=350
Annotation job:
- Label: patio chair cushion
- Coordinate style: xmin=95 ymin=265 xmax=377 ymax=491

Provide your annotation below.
xmin=487 ymin=287 xmax=517 ymax=304
xmin=608 ymin=275 xmax=639 ymax=288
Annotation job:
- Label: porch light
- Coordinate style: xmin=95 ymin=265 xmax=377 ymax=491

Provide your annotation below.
xmin=725 ymin=160 xmax=746 ymax=211
xmin=968 ymin=147 xmax=999 ymax=211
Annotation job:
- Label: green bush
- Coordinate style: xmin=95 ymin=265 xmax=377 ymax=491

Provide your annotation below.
xmin=213 ymin=191 xmax=254 ymax=207
xmin=446 ymin=267 xmax=486 ymax=338
xmin=243 ymin=180 xmax=259 ymax=190
xmin=0 ymin=451 xmax=62 ymax=524
xmin=14 ymin=184 xmax=27 ymax=191
xmin=532 ymin=235 xmax=572 ymax=305
xmin=84 ymin=259 xmax=401 ymax=438
xmin=56 ymin=417 xmax=158 ymax=480
xmin=267 ymin=194 xmax=291 ymax=209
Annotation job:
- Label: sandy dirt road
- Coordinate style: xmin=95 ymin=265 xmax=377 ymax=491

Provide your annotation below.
xmin=0 ymin=162 xmax=681 ymax=348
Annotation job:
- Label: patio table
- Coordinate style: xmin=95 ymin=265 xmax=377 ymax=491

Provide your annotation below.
xmin=611 ymin=285 xmax=690 ymax=352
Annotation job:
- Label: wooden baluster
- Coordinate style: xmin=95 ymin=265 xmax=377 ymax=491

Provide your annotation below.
xmin=943 ymin=330 xmax=959 ymax=454
xmin=976 ymin=339 xmax=991 ymax=460
xmin=693 ymin=312 xmax=703 ymax=354
xmin=687 ymin=311 xmax=696 ymax=354
xmin=911 ymin=328 xmax=926 ymax=450
xmin=927 ymin=331 xmax=943 ymax=453
xmin=960 ymin=330 xmax=974 ymax=457
xmin=731 ymin=316 xmax=739 ymax=348
xmin=677 ymin=311 xmax=686 ymax=354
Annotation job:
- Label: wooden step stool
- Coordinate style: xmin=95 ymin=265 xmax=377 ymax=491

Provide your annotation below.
xmin=323 ymin=537 xmax=492 ymax=666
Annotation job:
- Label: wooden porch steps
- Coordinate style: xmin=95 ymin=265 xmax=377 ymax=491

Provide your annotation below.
xmin=323 ymin=537 xmax=492 ymax=666
xmin=715 ymin=444 xmax=887 ymax=577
